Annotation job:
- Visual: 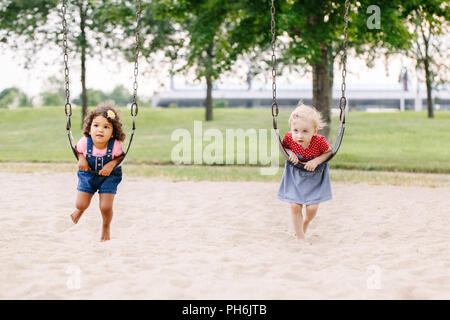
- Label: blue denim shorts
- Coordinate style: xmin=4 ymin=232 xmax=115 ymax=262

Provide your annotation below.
xmin=77 ymin=166 xmax=122 ymax=194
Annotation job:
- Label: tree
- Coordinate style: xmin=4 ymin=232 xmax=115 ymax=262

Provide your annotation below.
xmin=0 ymin=87 xmax=31 ymax=108
xmin=109 ymin=85 xmax=132 ymax=107
xmin=40 ymin=75 xmax=66 ymax=106
xmin=274 ymin=0 xmax=413 ymax=139
xmin=73 ymin=88 xmax=107 ymax=107
xmin=405 ymin=1 xmax=449 ymax=118
xmin=0 ymin=0 xmax=140 ymax=124
xmin=140 ymin=0 xmax=268 ymax=121
xmin=41 ymin=92 xmax=64 ymax=106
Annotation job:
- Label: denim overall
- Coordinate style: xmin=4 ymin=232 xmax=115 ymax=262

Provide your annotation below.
xmin=76 ymin=136 xmax=122 ymax=194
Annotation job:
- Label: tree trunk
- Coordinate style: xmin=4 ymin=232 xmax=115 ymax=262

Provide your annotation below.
xmin=79 ymin=2 xmax=88 ymax=125
xmin=312 ymin=45 xmax=333 ymax=141
xmin=423 ymin=59 xmax=434 ymax=119
xmin=204 ymin=43 xmax=214 ymax=121
xmin=205 ymin=76 xmax=213 ymax=121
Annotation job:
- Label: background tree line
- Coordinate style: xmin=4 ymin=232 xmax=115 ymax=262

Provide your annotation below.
xmin=0 ymin=0 xmax=448 ymax=133
xmin=0 ymin=79 xmax=151 ymax=108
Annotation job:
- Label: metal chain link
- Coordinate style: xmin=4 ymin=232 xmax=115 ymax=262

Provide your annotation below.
xmin=339 ymin=0 xmax=351 ymax=123
xmin=130 ymin=0 xmax=141 ymax=118
xmin=61 ymin=0 xmax=72 ymax=121
xmin=270 ymin=0 xmax=278 ymax=118
xmin=270 ymin=0 xmax=351 ymax=124
xmin=62 ymin=0 xmax=141 ymax=120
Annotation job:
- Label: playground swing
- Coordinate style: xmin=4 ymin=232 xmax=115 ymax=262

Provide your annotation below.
xmin=61 ymin=0 xmax=141 ymax=167
xmin=270 ymin=0 xmax=351 ymax=168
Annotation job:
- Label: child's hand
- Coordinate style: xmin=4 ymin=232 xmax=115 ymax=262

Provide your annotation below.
xmin=78 ymin=156 xmax=90 ymax=171
xmin=289 ymin=153 xmax=300 ymax=165
xmin=303 ymin=159 xmax=321 ymax=171
xmin=98 ymin=162 xmax=115 ymax=176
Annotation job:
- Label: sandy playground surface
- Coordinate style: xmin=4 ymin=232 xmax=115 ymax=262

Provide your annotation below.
xmin=0 ymin=170 xmax=449 ymax=300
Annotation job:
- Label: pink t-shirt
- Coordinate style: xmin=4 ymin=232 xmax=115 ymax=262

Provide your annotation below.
xmin=76 ymin=136 xmax=124 ymax=158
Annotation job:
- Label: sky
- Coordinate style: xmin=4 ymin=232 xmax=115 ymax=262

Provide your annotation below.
xmin=0 ymin=44 xmax=421 ymax=101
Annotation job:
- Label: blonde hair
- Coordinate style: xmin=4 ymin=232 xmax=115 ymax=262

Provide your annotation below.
xmin=288 ymin=102 xmax=326 ymax=131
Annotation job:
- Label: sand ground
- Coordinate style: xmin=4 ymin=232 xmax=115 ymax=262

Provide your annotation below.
xmin=0 ymin=171 xmax=449 ymax=299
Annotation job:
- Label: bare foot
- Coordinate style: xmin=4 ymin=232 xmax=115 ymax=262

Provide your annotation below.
xmin=293 ymin=232 xmax=306 ymax=243
xmin=100 ymin=225 xmax=111 ymax=242
xmin=294 ymin=235 xmax=311 ymax=246
xmin=70 ymin=210 xmax=83 ymax=224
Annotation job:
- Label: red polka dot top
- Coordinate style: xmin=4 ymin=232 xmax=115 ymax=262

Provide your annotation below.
xmin=282 ymin=132 xmax=330 ymax=161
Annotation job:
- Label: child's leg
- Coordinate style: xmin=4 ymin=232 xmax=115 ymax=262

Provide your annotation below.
xmin=99 ymin=193 xmax=115 ymax=242
xmin=70 ymin=191 xmax=94 ymax=224
xmin=303 ymin=204 xmax=319 ymax=234
xmin=290 ymin=203 xmax=305 ymax=241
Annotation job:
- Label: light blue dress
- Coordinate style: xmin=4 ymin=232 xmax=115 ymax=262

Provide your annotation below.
xmin=277 ymin=156 xmax=332 ymax=205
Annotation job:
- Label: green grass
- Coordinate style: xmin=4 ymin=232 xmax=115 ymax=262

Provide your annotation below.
xmin=0 ymin=107 xmax=449 ymax=173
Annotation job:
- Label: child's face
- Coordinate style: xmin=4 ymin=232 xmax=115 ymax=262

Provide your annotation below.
xmin=290 ymin=118 xmax=317 ymax=146
xmin=89 ymin=115 xmax=114 ymax=145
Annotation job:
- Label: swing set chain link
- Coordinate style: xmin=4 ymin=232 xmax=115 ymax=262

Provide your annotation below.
xmin=339 ymin=0 xmax=351 ymax=122
xmin=270 ymin=0 xmax=278 ymax=117
xmin=130 ymin=0 xmax=141 ymax=117
xmin=61 ymin=0 xmax=72 ymax=118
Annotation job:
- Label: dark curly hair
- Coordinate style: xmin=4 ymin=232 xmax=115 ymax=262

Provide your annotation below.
xmin=82 ymin=101 xmax=126 ymax=141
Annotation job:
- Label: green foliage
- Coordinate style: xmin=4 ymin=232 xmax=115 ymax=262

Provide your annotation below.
xmin=0 ymin=87 xmax=31 ymax=108
xmin=109 ymin=85 xmax=132 ymax=107
xmin=153 ymin=0 xmax=268 ymax=82
xmin=0 ymin=0 xmax=142 ymax=112
xmin=213 ymin=99 xmax=228 ymax=108
xmin=273 ymin=0 xmax=414 ymax=67
xmin=70 ymin=85 xmax=140 ymax=107
xmin=39 ymin=76 xmax=66 ymax=107
xmin=73 ymin=89 xmax=106 ymax=107
xmin=137 ymin=97 xmax=152 ymax=108
xmin=0 ymin=0 xmax=58 ymax=43
xmin=40 ymin=92 xmax=64 ymax=107
xmin=404 ymin=0 xmax=449 ymax=115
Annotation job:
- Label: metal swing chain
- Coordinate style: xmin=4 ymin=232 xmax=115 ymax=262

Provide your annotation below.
xmin=270 ymin=0 xmax=279 ymax=131
xmin=130 ymin=0 xmax=141 ymax=121
xmin=61 ymin=0 xmax=72 ymax=129
xmin=61 ymin=0 xmax=141 ymax=121
xmin=339 ymin=0 xmax=351 ymax=123
xmin=269 ymin=0 xmax=351 ymax=162
xmin=121 ymin=0 xmax=141 ymax=159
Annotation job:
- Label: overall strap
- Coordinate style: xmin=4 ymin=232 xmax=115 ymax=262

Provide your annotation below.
xmin=86 ymin=136 xmax=94 ymax=157
xmin=106 ymin=138 xmax=115 ymax=157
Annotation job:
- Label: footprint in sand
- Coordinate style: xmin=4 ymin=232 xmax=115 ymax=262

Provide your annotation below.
xmin=306 ymin=234 xmax=321 ymax=244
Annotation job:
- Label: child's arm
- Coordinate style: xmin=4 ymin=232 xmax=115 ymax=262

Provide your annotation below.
xmin=302 ymin=148 xmax=332 ymax=171
xmin=285 ymin=148 xmax=300 ymax=165
xmin=77 ymin=153 xmax=90 ymax=171
xmin=282 ymin=133 xmax=300 ymax=165
xmin=98 ymin=154 xmax=125 ymax=176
